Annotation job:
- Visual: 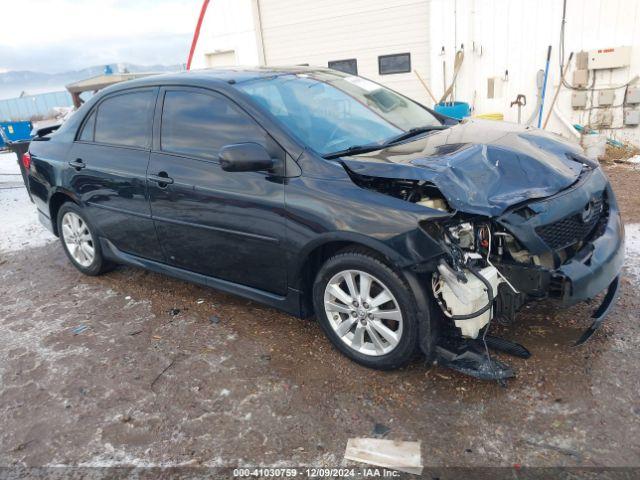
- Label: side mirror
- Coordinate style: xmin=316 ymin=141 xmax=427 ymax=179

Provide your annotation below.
xmin=219 ymin=143 xmax=274 ymax=172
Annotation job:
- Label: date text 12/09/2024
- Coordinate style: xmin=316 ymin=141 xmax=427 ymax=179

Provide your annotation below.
xmin=233 ymin=467 xmax=402 ymax=477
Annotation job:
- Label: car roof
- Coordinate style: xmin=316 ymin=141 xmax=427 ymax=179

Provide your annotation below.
xmin=104 ymin=66 xmax=342 ymax=92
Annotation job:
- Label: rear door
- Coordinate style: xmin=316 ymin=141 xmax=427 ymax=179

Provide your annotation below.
xmin=147 ymin=87 xmax=287 ymax=295
xmin=67 ymin=88 xmax=164 ymax=261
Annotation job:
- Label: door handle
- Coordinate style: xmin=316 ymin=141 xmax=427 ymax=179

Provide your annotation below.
xmin=68 ymin=158 xmax=86 ymax=170
xmin=147 ymin=172 xmax=174 ymax=187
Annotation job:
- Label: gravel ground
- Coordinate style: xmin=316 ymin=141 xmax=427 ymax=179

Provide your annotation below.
xmin=0 ymin=151 xmax=639 ymax=471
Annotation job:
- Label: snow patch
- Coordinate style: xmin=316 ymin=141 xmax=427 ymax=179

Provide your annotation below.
xmin=625 ymin=223 xmax=640 ymax=283
xmin=0 ymin=152 xmax=55 ymax=253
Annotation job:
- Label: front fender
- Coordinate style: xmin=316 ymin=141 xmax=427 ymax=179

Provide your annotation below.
xmin=284 ymin=174 xmax=448 ymax=290
xmin=288 ymin=227 xmax=445 ymax=291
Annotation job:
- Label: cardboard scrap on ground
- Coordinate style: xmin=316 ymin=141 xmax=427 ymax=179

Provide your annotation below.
xmin=344 ymin=438 xmax=422 ymax=475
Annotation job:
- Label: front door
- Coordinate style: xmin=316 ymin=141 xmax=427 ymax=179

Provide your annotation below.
xmin=68 ymin=88 xmax=164 ymax=261
xmin=147 ymin=87 xmax=287 ymax=295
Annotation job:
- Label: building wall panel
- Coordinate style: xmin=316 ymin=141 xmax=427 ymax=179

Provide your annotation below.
xmin=430 ymin=0 xmax=640 ymax=143
xmin=258 ymin=0 xmax=432 ymax=104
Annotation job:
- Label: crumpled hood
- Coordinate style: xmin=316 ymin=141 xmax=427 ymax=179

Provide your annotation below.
xmin=341 ymin=119 xmax=587 ymax=216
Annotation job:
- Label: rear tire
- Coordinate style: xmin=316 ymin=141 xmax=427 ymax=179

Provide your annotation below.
xmin=57 ymin=203 xmax=113 ymax=276
xmin=312 ymin=248 xmax=419 ymax=370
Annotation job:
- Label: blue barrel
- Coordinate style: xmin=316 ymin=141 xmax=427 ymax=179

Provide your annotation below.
xmin=0 ymin=121 xmax=33 ymax=148
xmin=434 ymin=101 xmax=470 ymax=120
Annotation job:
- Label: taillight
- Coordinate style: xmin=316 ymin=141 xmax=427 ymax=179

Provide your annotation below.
xmin=22 ymin=152 xmax=31 ymax=170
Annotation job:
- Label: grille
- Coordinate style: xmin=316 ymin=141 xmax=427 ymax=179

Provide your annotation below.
xmin=535 ymin=193 xmax=606 ymax=250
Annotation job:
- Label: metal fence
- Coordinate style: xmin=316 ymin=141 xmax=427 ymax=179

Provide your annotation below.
xmin=0 ymin=91 xmax=73 ymax=121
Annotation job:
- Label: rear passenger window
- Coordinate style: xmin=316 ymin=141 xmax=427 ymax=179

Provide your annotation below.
xmin=160 ymin=90 xmax=268 ymax=160
xmin=95 ymin=91 xmax=155 ymax=148
xmin=78 ymin=110 xmax=96 ymax=141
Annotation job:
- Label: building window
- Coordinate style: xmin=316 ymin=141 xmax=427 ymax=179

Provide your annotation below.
xmin=378 ymin=53 xmax=411 ymax=75
xmin=328 ymin=59 xmax=358 ymax=75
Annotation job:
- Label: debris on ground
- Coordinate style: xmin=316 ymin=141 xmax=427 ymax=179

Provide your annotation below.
xmin=372 ymin=423 xmax=390 ymax=437
xmin=523 ymin=439 xmax=582 ymax=460
xmin=71 ymin=325 xmax=90 ymax=335
xmin=601 ymin=144 xmax=640 ymax=163
xmin=344 ymin=438 xmax=422 ymax=474
xmin=209 ymin=315 xmax=220 ymax=324
xmin=167 ymin=308 xmax=181 ymax=316
xmin=150 ymin=355 xmax=182 ymax=391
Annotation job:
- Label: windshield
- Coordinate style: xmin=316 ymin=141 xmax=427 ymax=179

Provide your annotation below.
xmin=236 ymin=71 xmax=440 ymax=156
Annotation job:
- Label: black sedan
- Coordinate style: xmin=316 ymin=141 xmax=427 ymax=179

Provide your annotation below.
xmin=24 ymin=67 xmax=624 ymax=380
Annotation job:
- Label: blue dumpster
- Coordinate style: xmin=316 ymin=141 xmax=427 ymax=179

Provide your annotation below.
xmin=0 ymin=121 xmax=33 ymax=149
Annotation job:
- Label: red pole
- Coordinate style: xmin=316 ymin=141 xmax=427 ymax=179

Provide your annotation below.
xmin=186 ymin=0 xmax=210 ymax=70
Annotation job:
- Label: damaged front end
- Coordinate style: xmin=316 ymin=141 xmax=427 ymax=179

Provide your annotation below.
xmin=423 ymin=219 xmax=527 ymax=380
xmin=342 ymin=127 xmax=625 ymax=381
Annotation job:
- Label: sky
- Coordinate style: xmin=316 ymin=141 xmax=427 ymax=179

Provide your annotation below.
xmin=0 ymin=0 xmax=203 ymax=73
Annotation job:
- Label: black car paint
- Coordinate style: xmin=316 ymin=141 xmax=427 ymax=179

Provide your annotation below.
xmin=340 ymin=120 xmax=585 ymax=217
xmin=27 ymin=68 xmax=624 ymax=354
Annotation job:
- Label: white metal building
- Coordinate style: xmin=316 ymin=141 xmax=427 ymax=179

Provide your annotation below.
xmin=190 ymin=0 xmax=640 ymax=145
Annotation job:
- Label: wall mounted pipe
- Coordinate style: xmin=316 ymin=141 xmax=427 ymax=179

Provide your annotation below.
xmin=537 ymin=46 xmax=552 ymax=128
xmin=543 ymin=52 xmax=573 ymax=129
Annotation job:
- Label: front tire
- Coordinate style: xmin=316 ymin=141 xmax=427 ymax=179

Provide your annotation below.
xmin=312 ymin=249 xmax=419 ymax=370
xmin=57 ymin=203 xmax=113 ymax=276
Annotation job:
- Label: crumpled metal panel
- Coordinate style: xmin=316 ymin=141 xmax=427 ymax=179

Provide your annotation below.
xmin=340 ymin=119 xmax=586 ymax=216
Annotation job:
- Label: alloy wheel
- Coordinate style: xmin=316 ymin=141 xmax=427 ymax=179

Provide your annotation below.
xmin=61 ymin=212 xmax=95 ymax=268
xmin=323 ymin=269 xmax=403 ymax=356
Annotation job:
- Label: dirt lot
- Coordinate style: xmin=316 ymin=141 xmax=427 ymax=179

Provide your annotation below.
xmin=1 ymin=153 xmax=639 ymax=471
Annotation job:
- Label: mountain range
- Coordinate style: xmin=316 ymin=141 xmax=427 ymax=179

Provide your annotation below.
xmin=0 ymin=63 xmax=183 ymax=99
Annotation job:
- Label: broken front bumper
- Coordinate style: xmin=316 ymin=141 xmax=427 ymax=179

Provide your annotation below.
xmin=495 ymin=169 xmax=625 ymax=344
xmin=556 ymin=203 xmax=624 ymax=345
xmin=574 ymin=275 xmax=620 ymax=346
xmin=498 ymin=167 xmax=625 ymax=307
xmin=555 ymin=200 xmax=625 ymax=307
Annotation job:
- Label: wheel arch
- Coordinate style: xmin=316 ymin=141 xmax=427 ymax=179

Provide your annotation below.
xmin=291 ymin=232 xmax=412 ymax=316
xmin=49 ymin=189 xmax=79 ymax=236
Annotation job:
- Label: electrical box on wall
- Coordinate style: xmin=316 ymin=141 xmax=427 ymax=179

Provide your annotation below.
xmin=626 ymin=85 xmax=640 ymax=104
xmin=487 ymin=77 xmax=504 ymax=99
xmin=573 ymin=69 xmax=589 ymax=87
xmin=575 ymin=51 xmax=589 ymax=70
xmin=624 ymin=110 xmax=640 ymax=126
xmin=588 ymin=46 xmax=631 ymax=70
xmin=572 ymin=91 xmax=587 ymax=108
xmin=598 ymin=90 xmax=615 ymax=106
xmin=595 ymin=110 xmax=613 ymax=127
